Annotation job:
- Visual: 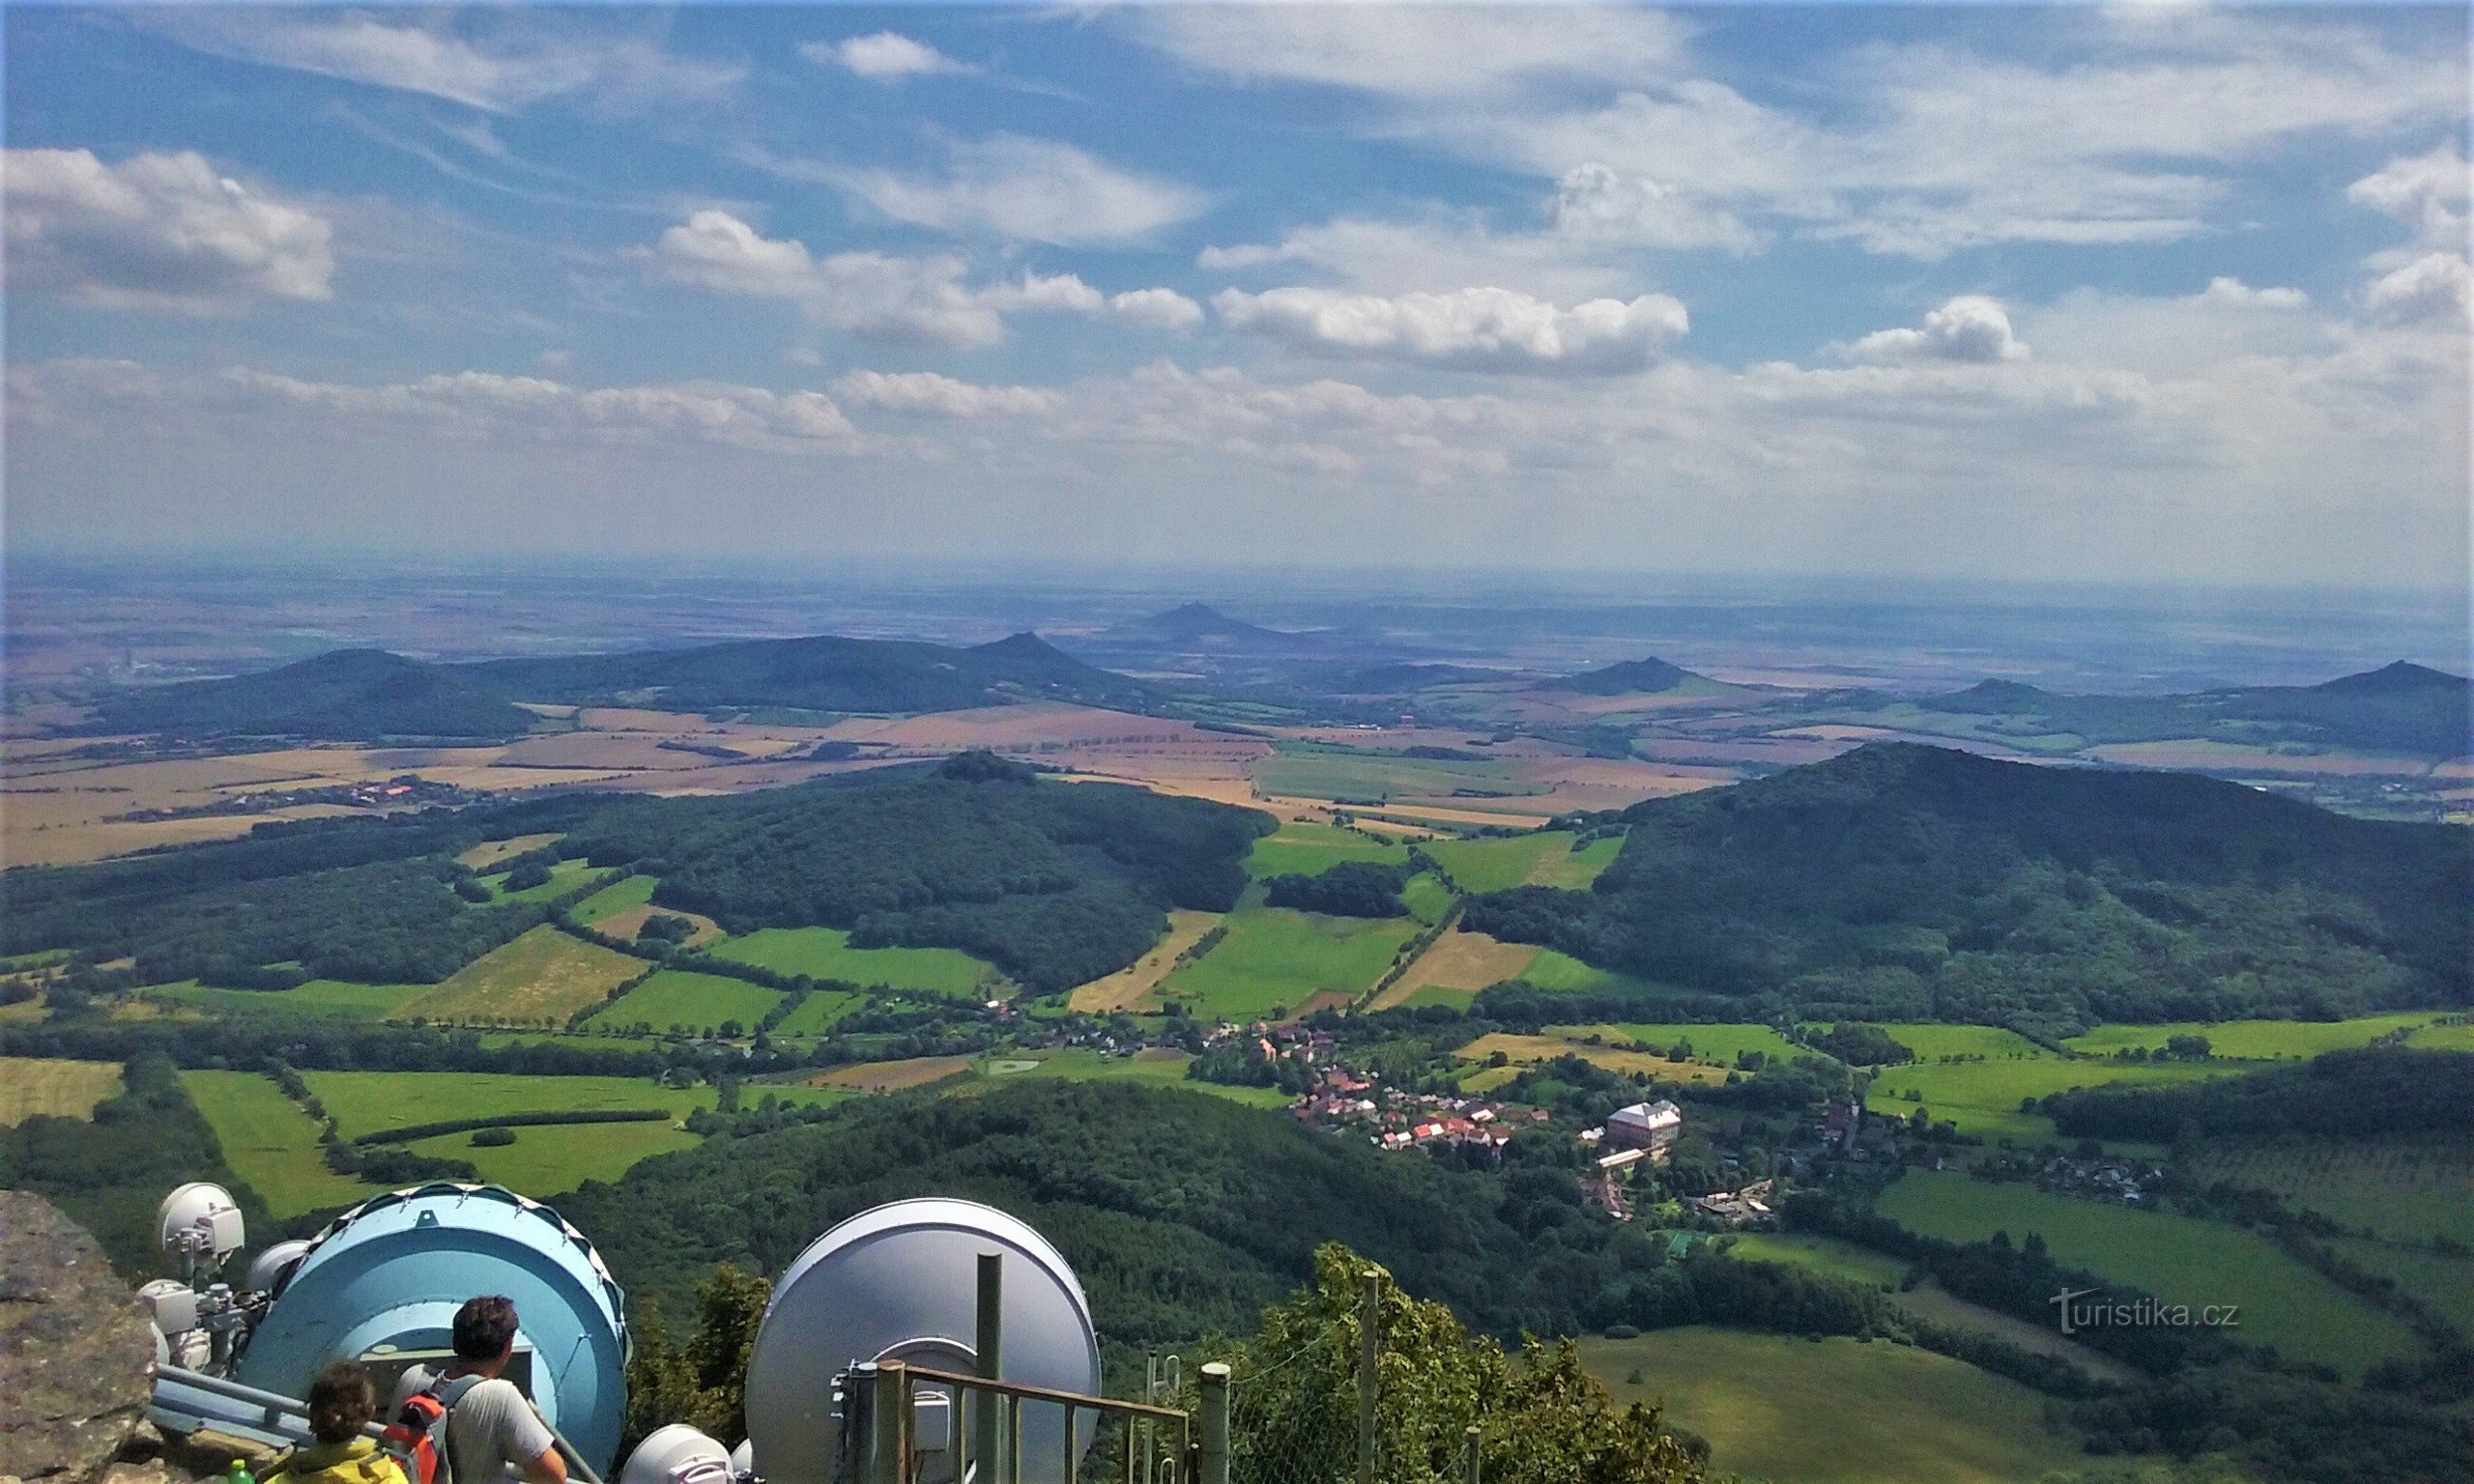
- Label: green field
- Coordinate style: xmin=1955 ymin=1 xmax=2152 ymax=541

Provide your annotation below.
xmin=705 ymin=928 xmax=990 ymax=997
xmin=589 ymin=969 xmax=783 ymax=1035
xmin=2327 ymin=1239 xmax=2474 ymax=1342
xmin=1716 ymin=1232 xmax=1907 ymax=1289
xmin=1568 ymin=1022 xmax=1809 ymax=1068
xmin=2186 ymin=1135 xmax=2474 ymax=1246
xmin=1877 ymin=1024 xmax=2051 ymax=1061
xmin=401 ymin=1120 xmax=703 ymax=1194
xmin=1876 ymin=1170 xmax=2423 ymax=1378
xmin=2063 ymin=1012 xmax=2453 ymax=1061
xmin=1243 ymin=822 xmax=1409 ymax=879
xmin=146 ymin=979 xmax=427 ymax=1022
xmin=478 ymin=858 xmax=603 ymax=903
xmin=1421 ymin=832 xmax=1570 ymax=893
xmin=773 ymin=989 xmax=868 ymax=1037
xmin=1866 ymin=1054 xmax=2230 ymax=1145
xmin=1400 ymin=871 xmax=1455 ymax=925
xmin=301 ymin=1070 xmax=710 ymax=1139
xmin=1535 ymin=834 xmax=1624 ymax=888
xmin=1579 ymin=1327 xmax=2086 ymax=1484
xmin=1257 ymin=746 xmax=1543 ymax=805
xmin=572 ymin=873 xmax=658 ymax=925
xmin=180 ymin=1070 xmax=378 ymax=1217
xmin=1161 ymin=908 xmax=1421 ymax=1019
xmin=1512 ymin=948 xmax=1668 ymax=997
xmin=394 ymin=926 xmax=647 ymax=1025
xmin=0 ymin=1056 xmax=124 ymax=1124
xmin=2406 ymin=1017 xmax=2474 ymax=1050
xmin=974 ymin=1048 xmax=1294 ymax=1109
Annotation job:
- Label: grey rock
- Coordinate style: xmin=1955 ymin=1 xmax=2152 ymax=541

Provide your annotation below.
xmin=0 ymin=1192 xmax=157 ymax=1484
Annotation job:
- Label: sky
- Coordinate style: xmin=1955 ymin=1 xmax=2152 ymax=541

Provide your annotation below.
xmin=4 ymin=2 xmax=2469 ymax=591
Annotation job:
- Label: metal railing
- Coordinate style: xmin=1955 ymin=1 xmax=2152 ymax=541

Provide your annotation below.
xmin=843 ymin=1359 xmax=1224 ymax=1484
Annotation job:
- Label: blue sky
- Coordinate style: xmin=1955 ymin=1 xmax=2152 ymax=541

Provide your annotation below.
xmin=5 ymin=4 xmax=2467 ymax=589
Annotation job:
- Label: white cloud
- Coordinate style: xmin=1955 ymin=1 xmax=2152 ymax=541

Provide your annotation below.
xmin=141 ymin=11 xmax=742 ymax=114
xmin=1124 ymin=5 xmax=1685 ymax=100
xmin=1215 ymin=285 xmax=1686 ymax=374
xmin=2190 ymin=277 xmax=2307 ymax=309
xmin=1200 ymin=214 xmax=1628 ymax=300
xmin=1549 ymin=163 xmax=1763 ymax=253
xmin=2365 ymin=253 xmax=2473 ymax=328
xmin=832 ymin=370 xmax=1054 ymax=417
xmin=1106 ymin=287 xmax=1204 ymax=332
xmin=827 ymin=135 xmax=1208 ymax=247
xmin=2347 ymin=143 xmax=2470 ymax=247
xmin=980 ymin=271 xmax=1106 ymax=314
xmin=802 ymin=32 xmax=973 ymax=81
xmin=1847 ymin=297 xmax=2029 ymax=364
xmin=3 ymin=149 xmax=333 ymax=314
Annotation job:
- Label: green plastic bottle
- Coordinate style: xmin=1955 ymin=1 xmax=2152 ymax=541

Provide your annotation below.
xmin=226 ymin=1459 xmax=255 ymax=1484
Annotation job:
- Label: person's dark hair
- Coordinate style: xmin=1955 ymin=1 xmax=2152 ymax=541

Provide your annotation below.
xmin=452 ymin=1296 xmax=519 ymax=1361
xmin=305 ymin=1360 xmax=377 ymax=1443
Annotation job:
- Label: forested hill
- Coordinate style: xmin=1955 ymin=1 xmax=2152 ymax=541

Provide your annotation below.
xmin=1462 ymin=743 xmax=2470 ymax=1036
xmin=1905 ymin=661 xmax=2471 ymax=756
xmin=561 ymin=755 xmax=1271 ymax=992
xmin=91 ymin=649 xmax=536 ymax=741
xmin=458 ymin=630 xmax=1152 ymax=714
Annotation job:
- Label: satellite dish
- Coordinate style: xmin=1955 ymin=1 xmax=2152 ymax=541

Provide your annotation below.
xmin=245 ymin=1240 xmax=313 ymax=1297
xmin=620 ymin=1425 xmax=733 ymax=1484
xmin=158 ymin=1184 xmax=245 ymax=1270
xmin=744 ymin=1199 xmax=1101 ymax=1484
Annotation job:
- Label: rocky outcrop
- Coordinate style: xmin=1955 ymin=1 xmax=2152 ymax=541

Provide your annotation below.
xmin=0 ymin=1191 xmax=157 ymax=1484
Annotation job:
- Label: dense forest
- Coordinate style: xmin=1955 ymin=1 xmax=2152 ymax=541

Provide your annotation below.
xmin=560 ymin=755 xmax=1271 ymax=992
xmin=91 ymin=648 xmax=537 ymax=740
xmin=2042 ymin=1047 xmax=2474 ymax=1139
xmin=1463 ymin=743 xmax=2470 ymax=1037
xmin=1262 ymin=860 xmax=1412 ymax=917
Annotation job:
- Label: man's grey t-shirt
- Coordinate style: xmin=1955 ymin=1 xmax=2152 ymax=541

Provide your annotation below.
xmin=391 ymin=1369 xmax=555 ymax=1483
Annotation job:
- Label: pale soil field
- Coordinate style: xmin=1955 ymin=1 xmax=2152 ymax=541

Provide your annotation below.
xmin=588 ymin=904 xmax=725 ymax=949
xmin=1070 ymin=910 xmax=1223 ymax=1013
xmin=391 ymin=926 xmax=644 ymax=1025
xmin=6 ymin=806 xmax=363 ymax=867
xmin=812 ymin=1055 xmax=976 ymax=1092
xmin=1368 ymin=929 xmax=1539 ymax=1011
xmin=1455 ymin=1031 xmax=1731 ymax=1085
xmin=456 ymin=833 xmax=564 ymax=869
xmin=0 ymin=1057 xmax=125 ymax=1124
xmin=2086 ymin=740 xmax=2437 ymax=776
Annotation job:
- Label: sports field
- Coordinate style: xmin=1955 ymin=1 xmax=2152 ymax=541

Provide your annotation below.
xmin=1161 ymin=908 xmax=1421 ymax=1020
xmin=147 ymin=978 xmax=427 ymax=1022
xmin=1716 ymin=1232 xmax=1906 ymax=1288
xmin=2063 ymin=1012 xmax=2452 ymax=1061
xmin=393 ymin=926 xmax=646 ymax=1025
xmin=1243 ymin=822 xmax=1409 ymax=879
xmin=1421 ymin=832 xmax=1571 ymax=893
xmin=589 ymin=969 xmax=783 ymax=1035
xmin=2187 ymin=1134 xmax=2474 ymax=1245
xmin=705 ymin=928 xmax=990 ymax=997
xmin=1579 ymin=1327 xmax=2086 ymax=1484
xmin=1453 ymin=1031 xmax=1729 ymax=1084
xmin=1876 ymin=1170 xmax=2422 ymax=1378
xmin=0 ymin=1056 xmax=123 ymax=1124
xmin=180 ymin=1070 xmax=378 ymax=1217
xmin=1865 ymin=1053 xmax=2230 ymax=1145
xmin=1569 ymin=1023 xmax=1807 ymax=1068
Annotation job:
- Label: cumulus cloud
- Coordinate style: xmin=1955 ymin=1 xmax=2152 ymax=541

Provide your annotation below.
xmin=3 ymin=149 xmax=334 ymax=314
xmin=141 ymin=10 xmax=742 ymax=113
xmin=2346 ymin=143 xmax=2470 ymax=247
xmin=1847 ymin=297 xmax=2029 ymax=364
xmin=2364 ymin=253 xmax=2473 ymax=328
xmin=2189 ymin=277 xmax=2308 ymax=309
xmin=1106 ymin=287 xmax=1205 ymax=331
xmin=827 ymin=135 xmax=1208 ymax=247
xmin=832 ymin=370 xmax=1054 ymax=417
xmin=802 ymin=32 xmax=973 ymax=81
xmin=1214 ymin=285 xmax=1686 ymax=374
xmin=1549 ymin=163 xmax=1763 ymax=252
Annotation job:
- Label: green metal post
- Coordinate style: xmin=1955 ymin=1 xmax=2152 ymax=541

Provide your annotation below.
xmin=977 ymin=1252 xmax=1005 ymax=1484
xmin=1196 ymin=1363 xmax=1230 ymax=1484
xmin=1357 ymin=1271 xmax=1380 ymax=1484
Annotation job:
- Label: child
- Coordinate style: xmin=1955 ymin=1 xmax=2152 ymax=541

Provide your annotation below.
xmin=269 ymin=1361 xmax=410 ymax=1484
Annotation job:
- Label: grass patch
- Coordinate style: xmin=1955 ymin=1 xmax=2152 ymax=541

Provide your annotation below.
xmin=1877 ymin=1024 xmax=2051 ymax=1060
xmin=179 ymin=1070 xmax=376 ymax=1218
xmin=302 ymin=1070 xmax=708 ymax=1140
xmin=1422 ymin=832 xmax=1570 ymax=893
xmin=1876 ymin=1169 xmax=2423 ymax=1378
xmin=456 ymin=834 xmax=562 ymax=870
xmin=1400 ymin=871 xmax=1456 ymax=925
xmin=572 ymin=873 xmax=658 ymax=925
xmin=1160 ymin=908 xmax=1421 ymax=1020
xmin=1579 ymin=1327 xmax=2086 ymax=1484
xmin=476 ymin=857 xmax=602 ymax=903
xmin=588 ymin=970 xmax=783 ymax=1035
xmin=1567 ymin=1023 xmax=1808 ymax=1068
xmin=1453 ymin=1031 xmax=1728 ymax=1084
xmin=393 ymin=926 xmax=647 ymax=1026
xmin=705 ymin=928 xmax=990 ymax=998
xmin=2063 ymin=1013 xmax=2458 ymax=1061
xmin=1715 ymin=1232 xmax=1907 ymax=1289
xmin=773 ymin=989 xmax=868 ymax=1037
xmin=146 ymin=979 xmax=427 ymax=1022
xmin=814 ymin=1056 xmax=977 ymax=1093
xmin=2326 ymin=1239 xmax=2474 ymax=1342
xmin=1512 ymin=948 xmax=1670 ymax=998
xmin=1535 ymin=834 xmax=1623 ymax=888
xmin=1866 ymin=1054 xmax=2231 ymax=1146
xmin=2186 ymin=1134 xmax=2474 ymax=1246
xmin=975 ymin=1047 xmax=1294 ymax=1109
xmin=401 ymin=1120 xmax=701 ymax=1196
xmin=1243 ymin=822 xmax=1408 ymax=880
xmin=0 ymin=1057 xmax=124 ymax=1124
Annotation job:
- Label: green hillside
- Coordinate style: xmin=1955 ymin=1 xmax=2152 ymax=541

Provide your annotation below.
xmin=94 ymin=648 xmax=534 ymax=741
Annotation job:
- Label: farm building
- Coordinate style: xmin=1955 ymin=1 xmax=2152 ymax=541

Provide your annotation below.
xmin=1603 ymin=1099 xmax=1683 ymax=1159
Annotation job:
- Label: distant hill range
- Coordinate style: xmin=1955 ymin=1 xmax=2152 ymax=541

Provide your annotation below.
xmin=1130 ymin=602 xmax=1292 ymax=644
xmin=1466 ymin=741 xmax=2470 ymax=1036
xmin=1904 ymin=661 xmax=2470 ymax=757
xmin=91 ymin=631 xmax=1153 ymax=742
xmin=1103 ymin=603 xmax=1339 ymax=659
xmin=92 ymin=649 xmax=535 ymax=742
xmin=1547 ymin=655 xmax=1711 ymax=696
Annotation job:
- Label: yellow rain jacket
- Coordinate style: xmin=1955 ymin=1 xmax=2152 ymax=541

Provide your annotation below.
xmin=267 ymin=1438 xmax=411 ymax=1484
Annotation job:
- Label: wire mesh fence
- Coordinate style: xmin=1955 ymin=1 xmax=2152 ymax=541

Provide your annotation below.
xmin=1223 ymin=1330 xmax=1358 ymax=1484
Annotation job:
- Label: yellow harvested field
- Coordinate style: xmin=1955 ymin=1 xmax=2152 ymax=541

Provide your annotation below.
xmin=5 ymin=806 xmax=362 ymax=867
xmin=0 ymin=1057 xmax=124 ymax=1124
xmin=1071 ymin=911 xmax=1223 ymax=1013
xmin=814 ymin=1055 xmax=976 ymax=1092
xmin=392 ymin=927 xmax=646 ymax=1025
xmin=1455 ymin=1032 xmax=1730 ymax=1085
xmin=1369 ymin=929 xmax=1539 ymax=1011
xmin=590 ymin=903 xmax=724 ymax=949
xmin=457 ymin=833 xmax=563 ymax=869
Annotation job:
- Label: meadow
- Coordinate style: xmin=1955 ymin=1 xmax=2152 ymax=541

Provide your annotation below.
xmin=1421 ymin=832 xmax=1572 ymax=893
xmin=1511 ymin=947 xmax=1670 ymax=998
xmin=1579 ymin=1327 xmax=2086 ymax=1484
xmin=1536 ymin=834 xmax=1623 ymax=888
xmin=475 ymin=857 xmax=604 ymax=903
xmin=973 ymin=1047 xmax=1294 ymax=1109
xmin=1865 ymin=1052 xmax=2230 ymax=1145
xmin=2326 ymin=1239 xmax=2474 ymax=1342
xmin=1069 ymin=911 xmax=1223 ymax=1013
xmin=455 ymin=833 xmax=562 ymax=870
xmin=1242 ymin=821 xmax=1408 ymax=879
xmin=1878 ymin=1024 xmax=2051 ymax=1060
xmin=1367 ymin=928 xmax=1538 ymax=1011
xmin=773 ymin=988 xmax=868 ymax=1036
xmin=1876 ymin=1169 xmax=2423 ymax=1378
xmin=180 ymin=1070 xmax=381 ymax=1218
xmin=145 ymin=978 xmax=426 ymax=1022
xmin=2062 ymin=1012 xmax=2454 ymax=1061
xmin=1569 ymin=1022 xmax=1808 ymax=1068
xmin=705 ymin=927 xmax=990 ymax=997
xmin=2186 ymin=1135 xmax=2474 ymax=1245
xmin=399 ymin=1118 xmax=705 ymax=1192
xmin=589 ymin=969 xmax=783 ymax=1035
xmin=1161 ymin=908 xmax=1421 ymax=1019
xmin=301 ymin=1070 xmax=710 ymax=1138
xmin=1714 ymin=1232 xmax=1906 ymax=1289
xmin=0 ymin=1056 xmax=123 ymax=1124
xmin=393 ymin=926 xmax=645 ymax=1025
xmin=571 ymin=873 xmax=658 ymax=923
xmin=1453 ymin=1031 xmax=1729 ymax=1085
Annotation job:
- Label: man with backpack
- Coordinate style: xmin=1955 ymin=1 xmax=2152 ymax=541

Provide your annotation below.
xmin=387 ymin=1297 xmax=568 ymax=1484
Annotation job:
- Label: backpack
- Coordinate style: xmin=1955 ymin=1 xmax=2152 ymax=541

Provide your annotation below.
xmin=382 ymin=1374 xmax=483 ymax=1484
